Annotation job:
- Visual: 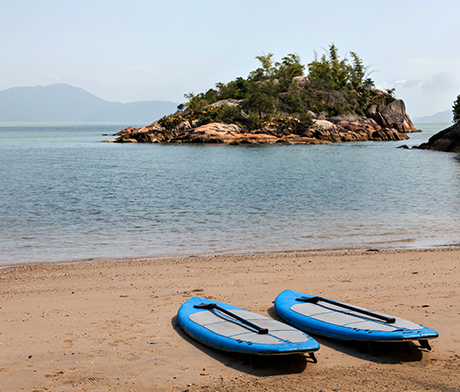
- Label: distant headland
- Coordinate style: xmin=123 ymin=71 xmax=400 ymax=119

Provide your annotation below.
xmin=0 ymin=83 xmax=178 ymax=123
xmin=109 ymin=45 xmax=419 ymax=145
xmin=415 ymin=94 xmax=460 ymax=152
xmin=417 ymin=122 xmax=460 ymax=152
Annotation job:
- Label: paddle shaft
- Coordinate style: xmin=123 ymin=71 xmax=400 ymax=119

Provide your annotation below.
xmin=296 ymin=296 xmax=396 ymax=324
xmin=194 ymin=302 xmax=269 ymax=334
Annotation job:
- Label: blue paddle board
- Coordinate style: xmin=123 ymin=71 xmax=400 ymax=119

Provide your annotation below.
xmin=274 ymin=290 xmax=438 ymax=347
xmin=177 ymin=296 xmax=320 ymax=356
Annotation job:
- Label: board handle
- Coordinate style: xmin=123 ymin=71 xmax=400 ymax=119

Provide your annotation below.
xmin=194 ymin=302 xmax=269 ymax=334
xmin=296 ymin=296 xmax=396 ymax=324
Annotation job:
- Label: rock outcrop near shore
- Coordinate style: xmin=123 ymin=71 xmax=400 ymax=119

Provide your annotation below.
xmin=417 ymin=122 xmax=460 ymax=152
xmin=108 ymin=98 xmax=417 ymax=145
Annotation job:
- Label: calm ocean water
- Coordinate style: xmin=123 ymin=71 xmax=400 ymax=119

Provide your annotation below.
xmin=1 ymin=122 xmax=459 ymax=265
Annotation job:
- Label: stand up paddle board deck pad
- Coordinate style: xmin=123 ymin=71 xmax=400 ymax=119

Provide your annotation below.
xmin=274 ymin=290 xmax=438 ymax=347
xmin=177 ymin=296 xmax=320 ymax=357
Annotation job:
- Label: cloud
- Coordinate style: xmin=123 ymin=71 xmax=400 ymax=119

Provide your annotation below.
xmin=376 ymin=79 xmax=422 ymax=92
xmin=389 ymin=79 xmax=422 ymax=89
xmin=380 ymin=73 xmax=460 ymax=93
xmin=376 ymin=74 xmax=460 ymax=117
xmin=422 ymin=72 xmax=459 ymax=90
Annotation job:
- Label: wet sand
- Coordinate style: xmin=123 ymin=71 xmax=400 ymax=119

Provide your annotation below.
xmin=1 ymin=248 xmax=459 ymax=391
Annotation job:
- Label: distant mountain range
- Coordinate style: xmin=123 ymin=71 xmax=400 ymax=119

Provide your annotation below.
xmin=0 ymin=83 xmax=178 ymax=123
xmin=412 ymin=110 xmax=453 ymax=123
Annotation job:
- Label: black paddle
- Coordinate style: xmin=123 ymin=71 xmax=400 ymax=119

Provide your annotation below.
xmin=194 ymin=302 xmax=269 ymax=334
xmin=296 ymin=296 xmax=396 ymax=324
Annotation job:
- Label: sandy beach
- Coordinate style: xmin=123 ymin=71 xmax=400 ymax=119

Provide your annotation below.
xmin=1 ymin=248 xmax=459 ymax=391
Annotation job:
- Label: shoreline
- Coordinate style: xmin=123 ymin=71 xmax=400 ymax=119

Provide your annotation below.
xmin=2 ymin=241 xmax=459 ymax=269
xmin=1 ymin=248 xmax=459 ymax=391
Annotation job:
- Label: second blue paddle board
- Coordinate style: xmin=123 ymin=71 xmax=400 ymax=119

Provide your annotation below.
xmin=274 ymin=290 xmax=439 ymax=345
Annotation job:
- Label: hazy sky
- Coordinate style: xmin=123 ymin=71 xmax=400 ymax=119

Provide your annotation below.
xmin=1 ymin=0 xmax=459 ymax=117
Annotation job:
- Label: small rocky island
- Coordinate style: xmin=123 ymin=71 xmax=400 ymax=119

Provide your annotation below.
xmin=108 ymin=46 xmax=419 ymax=145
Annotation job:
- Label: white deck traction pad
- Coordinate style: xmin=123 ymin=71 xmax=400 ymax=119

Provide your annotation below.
xmin=290 ymin=303 xmax=422 ymax=331
xmin=189 ymin=309 xmax=310 ymax=344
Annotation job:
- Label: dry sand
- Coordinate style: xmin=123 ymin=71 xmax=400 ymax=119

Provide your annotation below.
xmin=1 ymin=248 xmax=459 ymax=391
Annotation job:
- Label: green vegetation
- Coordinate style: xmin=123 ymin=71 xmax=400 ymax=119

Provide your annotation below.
xmin=453 ymin=94 xmax=460 ymax=123
xmin=162 ymin=44 xmax=393 ymax=132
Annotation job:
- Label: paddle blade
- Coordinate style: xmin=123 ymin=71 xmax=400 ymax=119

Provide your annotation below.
xmin=194 ymin=302 xmax=216 ymax=309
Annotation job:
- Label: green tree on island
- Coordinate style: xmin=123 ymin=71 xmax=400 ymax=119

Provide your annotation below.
xmin=453 ymin=94 xmax=460 ymax=123
xmin=163 ymin=44 xmax=391 ymax=132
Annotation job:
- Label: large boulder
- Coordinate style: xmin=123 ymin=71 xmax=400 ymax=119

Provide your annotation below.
xmin=417 ymin=122 xmax=460 ymax=152
xmin=380 ymin=99 xmax=406 ymax=127
xmin=372 ymin=99 xmax=417 ymax=132
xmin=181 ymin=122 xmax=241 ymax=143
xmin=312 ymin=119 xmax=336 ymax=131
xmin=336 ymin=118 xmax=381 ymax=132
xmin=374 ymin=100 xmax=401 ymax=127
xmin=400 ymin=113 xmax=417 ymax=132
xmin=292 ymin=76 xmax=310 ymax=85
